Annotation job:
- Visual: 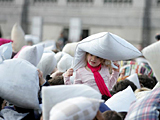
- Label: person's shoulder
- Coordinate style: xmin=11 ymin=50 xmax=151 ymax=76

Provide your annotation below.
xmin=76 ymin=66 xmax=86 ymax=72
xmin=101 ymin=65 xmax=108 ymax=70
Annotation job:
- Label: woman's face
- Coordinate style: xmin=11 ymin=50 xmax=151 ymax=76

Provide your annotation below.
xmin=87 ymin=53 xmax=103 ymax=67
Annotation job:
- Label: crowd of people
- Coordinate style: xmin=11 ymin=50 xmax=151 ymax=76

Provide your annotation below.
xmin=0 ymin=23 xmax=160 ymax=120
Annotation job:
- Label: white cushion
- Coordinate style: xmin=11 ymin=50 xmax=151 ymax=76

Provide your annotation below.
xmin=72 ymin=32 xmax=142 ymax=70
xmin=62 ymin=42 xmax=78 ymax=57
xmin=0 ymin=59 xmax=39 ymax=109
xmin=11 ymin=23 xmax=25 ymax=52
xmin=105 ymin=86 xmax=136 ymax=112
xmin=57 ymin=53 xmax=73 ymax=72
xmin=49 ymin=97 xmax=103 ymax=120
xmin=44 ymin=45 xmax=56 ymax=53
xmin=37 ymin=53 xmax=57 ymax=78
xmin=142 ymin=41 xmax=160 ymax=83
xmin=126 ymin=73 xmax=141 ymax=89
xmin=54 ymin=52 xmax=66 ymax=64
xmin=17 ymin=44 xmax=44 ymax=66
xmin=42 ymin=84 xmax=101 ymax=120
xmin=0 ymin=42 xmax=12 ymax=60
xmin=25 ymin=34 xmax=40 ymax=44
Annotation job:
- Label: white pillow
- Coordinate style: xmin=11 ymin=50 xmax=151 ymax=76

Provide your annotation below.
xmin=11 ymin=23 xmax=25 ymax=52
xmin=54 ymin=51 xmax=66 ymax=64
xmin=49 ymin=97 xmax=103 ymax=120
xmin=142 ymin=41 xmax=160 ymax=83
xmin=57 ymin=53 xmax=73 ymax=72
xmin=0 ymin=42 xmax=12 ymax=60
xmin=42 ymin=84 xmax=101 ymax=120
xmin=25 ymin=34 xmax=40 ymax=44
xmin=62 ymin=42 xmax=78 ymax=57
xmin=17 ymin=44 xmax=44 ymax=66
xmin=72 ymin=32 xmax=142 ymax=71
xmin=44 ymin=45 xmax=56 ymax=53
xmin=126 ymin=73 xmax=141 ymax=89
xmin=105 ymin=86 xmax=136 ymax=112
xmin=37 ymin=53 xmax=57 ymax=78
xmin=0 ymin=58 xmax=39 ymax=109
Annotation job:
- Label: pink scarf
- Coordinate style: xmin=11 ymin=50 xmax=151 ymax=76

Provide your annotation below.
xmin=87 ymin=62 xmax=112 ymax=97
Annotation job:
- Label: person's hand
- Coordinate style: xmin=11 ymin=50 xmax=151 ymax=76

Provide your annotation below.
xmin=112 ymin=62 xmax=120 ymax=72
xmin=37 ymin=69 xmax=46 ymax=86
xmin=50 ymin=70 xmax=63 ymax=78
xmin=64 ymin=68 xmax=74 ymax=77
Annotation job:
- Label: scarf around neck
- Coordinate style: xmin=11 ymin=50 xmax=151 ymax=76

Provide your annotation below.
xmin=87 ymin=62 xmax=112 ymax=97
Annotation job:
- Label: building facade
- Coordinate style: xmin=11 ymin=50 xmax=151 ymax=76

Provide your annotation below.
xmin=0 ymin=0 xmax=160 ymax=48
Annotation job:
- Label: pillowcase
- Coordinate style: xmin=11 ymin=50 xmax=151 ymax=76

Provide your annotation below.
xmin=105 ymin=86 xmax=136 ymax=112
xmin=42 ymin=84 xmax=101 ymax=120
xmin=37 ymin=52 xmax=57 ymax=78
xmin=0 ymin=58 xmax=39 ymax=109
xmin=62 ymin=42 xmax=78 ymax=57
xmin=57 ymin=53 xmax=73 ymax=72
xmin=125 ymin=88 xmax=160 ymax=120
xmin=0 ymin=42 xmax=12 ymax=60
xmin=54 ymin=51 xmax=66 ymax=64
xmin=126 ymin=73 xmax=141 ymax=89
xmin=142 ymin=41 xmax=160 ymax=84
xmin=17 ymin=44 xmax=44 ymax=66
xmin=44 ymin=45 xmax=56 ymax=53
xmin=11 ymin=23 xmax=25 ymax=52
xmin=25 ymin=34 xmax=40 ymax=44
xmin=49 ymin=97 xmax=103 ymax=120
xmin=72 ymin=32 xmax=142 ymax=71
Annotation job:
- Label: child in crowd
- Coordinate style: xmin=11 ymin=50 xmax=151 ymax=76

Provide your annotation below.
xmin=64 ymin=52 xmax=120 ymax=98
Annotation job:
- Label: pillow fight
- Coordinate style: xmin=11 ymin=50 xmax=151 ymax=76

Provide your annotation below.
xmin=0 ymin=23 xmax=160 ymax=120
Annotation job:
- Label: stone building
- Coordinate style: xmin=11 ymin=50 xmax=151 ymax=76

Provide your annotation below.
xmin=0 ymin=0 xmax=160 ymax=48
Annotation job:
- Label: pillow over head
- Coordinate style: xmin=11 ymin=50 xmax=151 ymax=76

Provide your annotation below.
xmin=11 ymin=23 xmax=25 ymax=52
xmin=0 ymin=58 xmax=39 ymax=109
xmin=125 ymin=88 xmax=160 ymax=120
xmin=49 ymin=97 xmax=103 ymax=120
xmin=17 ymin=44 xmax=44 ymax=66
xmin=42 ymin=84 xmax=101 ymax=120
xmin=0 ymin=42 xmax=12 ymax=60
xmin=72 ymin=32 xmax=142 ymax=70
xmin=37 ymin=52 xmax=57 ymax=78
